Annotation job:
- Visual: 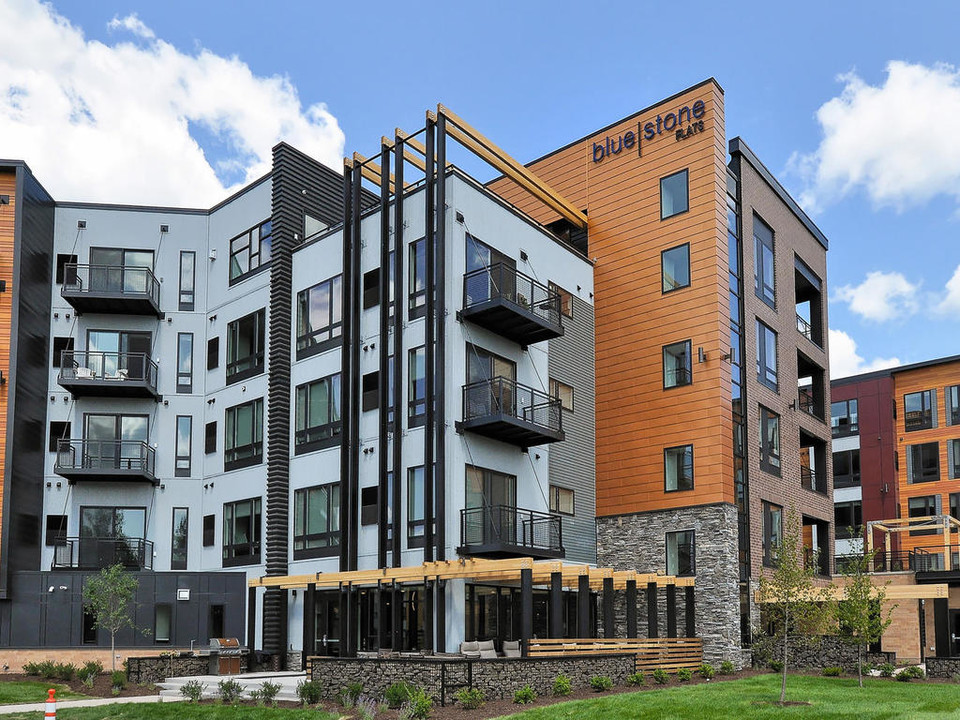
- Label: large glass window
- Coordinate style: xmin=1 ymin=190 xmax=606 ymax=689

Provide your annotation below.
xmin=908 ymin=495 xmax=940 ymax=537
xmin=904 ymin=390 xmax=936 ymax=431
xmin=762 ymin=501 xmax=782 ymax=567
xmin=950 ymin=439 xmax=960 ymax=479
xmin=549 ymin=378 xmax=574 ymax=411
xmin=88 ymin=248 xmax=154 ymax=293
xmin=82 ymin=413 xmax=149 ymax=470
xmin=408 ymin=466 xmax=425 ymax=546
xmin=293 ymin=484 xmax=340 ymax=559
xmin=754 ymin=216 xmax=775 ymax=308
xmin=171 ymin=507 xmax=188 ymax=570
xmin=224 ymin=398 xmax=263 ymax=471
xmin=664 ymin=444 xmax=694 ymax=492
xmin=947 ymin=385 xmax=960 ymax=426
xmin=228 ymin=219 xmax=272 ymax=284
xmin=549 ymin=485 xmax=574 ymax=516
xmin=296 ymin=275 xmax=342 ymax=358
xmin=176 ymin=333 xmax=193 ymax=393
xmin=907 ymin=442 xmax=940 ymax=483
xmin=663 ymin=340 xmax=692 ymax=388
xmin=295 ymin=374 xmax=342 ymax=453
xmin=226 ymin=308 xmax=265 ymax=383
xmin=155 ymin=605 xmax=171 ymax=644
xmin=661 ymin=244 xmax=690 ymax=293
xmin=660 ymin=169 xmax=689 ymax=220
xmin=175 ymin=415 xmax=191 ymax=477
xmin=179 ymin=251 xmax=195 ymax=311
xmin=759 ymin=406 xmax=781 ymax=475
xmin=833 ymin=449 xmax=861 ymax=488
xmin=409 ymin=238 xmax=426 ymax=319
xmin=409 ymin=346 xmax=426 ymax=427
xmin=831 ymin=399 xmax=859 ymax=437
xmin=756 ymin=320 xmax=778 ymax=391
xmin=85 ymin=330 xmax=151 ymax=381
xmin=834 ymin=501 xmax=862 ymax=540
xmin=666 ymin=530 xmax=695 ymax=576
xmin=222 ymin=497 xmax=261 ymax=566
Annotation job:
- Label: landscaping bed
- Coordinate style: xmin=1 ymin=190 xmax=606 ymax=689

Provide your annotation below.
xmin=0 ymin=672 xmax=158 ymax=700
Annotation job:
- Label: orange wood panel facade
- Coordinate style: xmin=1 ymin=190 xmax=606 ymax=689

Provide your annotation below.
xmin=491 ymin=80 xmax=733 ymax=516
xmin=893 ymin=360 xmax=960 ymax=561
xmin=0 ymin=170 xmax=14 ymax=556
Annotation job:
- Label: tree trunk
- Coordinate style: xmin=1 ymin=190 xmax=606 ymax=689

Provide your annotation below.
xmin=111 ymin=631 xmax=116 ymax=673
xmin=780 ymin=606 xmax=788 ymax=704
xmin=858 ymin=643 xmax=863 ymax=689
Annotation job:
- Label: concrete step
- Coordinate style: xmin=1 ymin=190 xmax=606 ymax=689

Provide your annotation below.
xmin=158 ymin=672 xmax=307 ymax=702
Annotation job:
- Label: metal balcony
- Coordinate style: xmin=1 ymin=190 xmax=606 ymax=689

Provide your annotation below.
xmin=800 ymin=466 xmax=826 ymax=494
xmin=460 ymin=263 xmax=564 ymax=345
xmin=55 ymin=439 xmax=157 ymax=484
xmin=456 ymin=377 xmax=564 ymax=448
xmin=58 ymin=351 xmax=160 ymax=400
xmin=458 ymin=505 xmax=564 ymax=560
xmin=51 ymin=537 xmax=154 ymax=571
xmin=61 ymin=263 xmax=163 ymax=317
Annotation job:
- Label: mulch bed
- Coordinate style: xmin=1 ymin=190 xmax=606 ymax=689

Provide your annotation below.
xmin=0 ymin=672 xmax=159 ymax=699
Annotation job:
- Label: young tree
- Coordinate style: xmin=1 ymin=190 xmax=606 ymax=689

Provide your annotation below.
xmin=82 ymin=563 xmax=141 ymax=672
xmin=757 ymin=507 xmax=826 ymax=704
xmin=835 ymin=533 xmax=895 ymax=688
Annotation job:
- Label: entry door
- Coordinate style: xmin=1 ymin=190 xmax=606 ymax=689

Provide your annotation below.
xmin=465 ymin=235 xmax=516 ymax=305
xmin=466 ymin=466 xmax=517 ymax=545
xmin=315 ymin=592 xmax=341 ymax=656
xmin=87 ymin=331 xmax=151 ymax=379
xmin=467 ymin=345 xmax=517 ymax=416
xmin=952 ymin=611 xmax=960 ymax=656
xmin=84 ymin=414 xmax=149 ymax=468
xmin=89 ymin=248 xmax=154 ymax=293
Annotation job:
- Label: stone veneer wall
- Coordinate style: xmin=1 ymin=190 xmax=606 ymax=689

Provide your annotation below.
xmin=926 ymin=658 xmax=960 ymax=678
xmin=127 ymin=655 xmax=225 ymax=684
xmin=597 ymin=503 xmax=743 ymax=666
xmin=309 ymin=655 xmax=635 ymax=704
xmin=751 ymin=635 xmax=893 ymax=670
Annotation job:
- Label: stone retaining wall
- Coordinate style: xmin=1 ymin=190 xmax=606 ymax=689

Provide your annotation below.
xmin=751 ymin=635 xmax=893 ymax=671
xmin=926 ymin=657 xmax=960 ymax=678
xmin=309 ymin=654 xmax=635 ymax=704
xmin=127 ymin=654 xmax=246 ymax=684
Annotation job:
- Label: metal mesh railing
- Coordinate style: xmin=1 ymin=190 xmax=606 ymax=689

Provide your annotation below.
xmin=460 ymin=505 xmax=563 ymax=554
xmin=56 ymin=439 xmax=156 ymax=476
xmin=462 ymin=377 xmax=562 ymax=433
xmin=59 ymin=351 xmax=158 ymax=389
xmin=463 ymin=262 xmax=562 ymax=327
xmin=62 ymin=263 xmax=161 ymax=304
xmin=52 ymin=537 xmax=154 ymax=570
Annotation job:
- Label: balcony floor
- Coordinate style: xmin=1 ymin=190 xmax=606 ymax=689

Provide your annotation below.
xmin=460 ymin=299 xmax=563 ymax=346
xmin=55 ymin=467 xmax=159 ymax=485
xmin=456 ymin=414 xmax=565 ymax=448
xmin=57 ymin=377 xmax=161 ymax=400
xmin=61 ymin=291 xmax=163 ymax=318
xmin=457 ymin=542 xmax=565 ymax=560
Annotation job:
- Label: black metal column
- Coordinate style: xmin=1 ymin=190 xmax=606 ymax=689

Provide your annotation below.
xmin=391 ymin=582 xmax=402 ymax=650
xmin=666 ymin=584 xmax=677 ymax=638
xmin=423 ymin=118 xmax=436 ymax=562
xmin=626 ymin=580 xmax=638 ymax=638
xmin=423 ymin=581 xmax=434 ymax=653
xmin=247 ymin=587 xmax=257 ymax=650
xmin=578 ymin=575 xmax=591 ymax=638
xmin=935 ymin=597 xmax=950 ymax=657
xmin=377 ymin=143 xmax=391 ymax=570
xmin=436 ymin=581 xmax=446 ymax=653
xmin=303 ymin=583 xmax=316 ymax=669
xmin=602 ymin=577 xmax=615 ymax=638
xmin=391 ymin=138 xmax=404 ymax=568
xmin=647 ymin=582 xmax=659 ymax=639
xmin=339 ymin=161 xmax=354 ymax=572
xmin=550 ymin=572 xmax=564 ymax=638
xmin=685 ymin=586 xmax=696 ymax=637
xmin=521 ymin=568 xmax=533 ymax=655
xmin=377 ymin=582 xmax=389 ymax=650
xmin=348 ymin=164 xmax=363 ymax=571
xmin=435 ymin=115 xmax=446 ymax=563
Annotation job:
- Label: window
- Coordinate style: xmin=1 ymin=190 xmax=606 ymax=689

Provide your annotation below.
xmin=363 ymin=268 xmax=380 ymax=309
xmin=207 ymin=337 xmax=219 ymax=371
xmin=947 ymin=385 xmax=960 ymax=426
xmin=85 ymin=329 xmax=151 ymax=381
xmin=549 ymin=485 xmax=575 ymax=516
xmin=549 ymin=378 xmax=574 ymax=411
xmin=52 ymin=336 xmax=74 ymax=368
xmin=666 ymin=530 xmax=695 ymax=576
xmin=907 ymin=442 xmax=940 ymax=483
xmin=224 ymin=398 xmax=263 ymax=471
xmin=171 ymin=507 xmax=188 ymax=570
xmin=361 ymin=486 xmax=379 ymax=525
xmin=759 ymin=406 xmax=781 ymax=475
xmin=55 ymin=253 xmax=77 ymax=284
xmin=155 ymin=604 xmax=172 ymax=643
xmin=833 ymin=449 xmax=861 ymax=488
xmin=951 ymin=492 xmax=960 ymax=522
xmin=754 ymin=215 xmax=776 ymax=308
xmin=175 ymin=416 xmax=192 ymax=477
xmin=87 ymin=248 xmax=154 ymax=293
xmin=79 ymin=506 xmax=145 ymax=542
xmin=663 ymin=340 xmax=692 ymax=388
xmin=295 ymin=375 xmax=341 ymax=453
xmin=831 ymin=399 xmax=858 ymax=437
xmin=756 ymin=320 xmax=778 ymax=390
xmin=176 ymin=333 xmax=193 ymax=393
xmin=296 ymin=275 xmax=342 ymax=357
xmin=904 ymin=390 xmax=936 ymax=431
xmin=45 ymin=515 xmax=67 ymax=546
xmin=49 ymin=421 xmax=70 ymax=453
xmin=762 ymin=501 xmax=783 ymax=567
xmin=304 ymin=212 xmax=327 ymax=238
xmin=179 ymin=251 xmax=195 ymax=311
xmin=362 ymin=371 xmax=379 ymax=412
xmin=664 ymin=444 xmax=694 ymax=492
xmin=204 ymin=421 xmax=217 ymax=454
xmin=908 ymin=495 xmax=941 ymax=536
xmin=293 ymin=484 xmax=340 ymax=559
xmin=82 ymin=414 xmax=149 ymax=468
xmin=228 ymin=219 xmax=272 ymax=283
xmin=408 ymin=466 xmax=425 ymax=546
xmin=949 ymin=439 xmax=960 ymax=480
xmin=661 ymin=243 xmax=690 ymax=293
xmin=834 ymin=501 xmax=862 ymax=540
xmin=82 ymin=607 xmax=97 ymax=644
xmin=409 ymin=346 xmax=426 ymax=427
xmin=202 ymin=514 xmax=215 ymax=546
xmin=548 ymin=282 xmax=573 ymax=318
xmin=660 ymin=169 xmax=689 ymax=219
xmin=226 ymin=309 xmax=265 ymax=383
xmin=409 ymin=238 xmax=426 ymax=319
xmin=222 ymin=497 xmax=261 ymax=566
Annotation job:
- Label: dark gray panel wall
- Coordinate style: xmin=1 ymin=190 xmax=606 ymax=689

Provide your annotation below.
xmin=548 ymin=295 xmax=596 ymax=564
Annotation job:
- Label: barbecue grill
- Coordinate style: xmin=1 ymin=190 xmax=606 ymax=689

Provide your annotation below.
xmin=208 ymin=637 xmax=248 ymax=675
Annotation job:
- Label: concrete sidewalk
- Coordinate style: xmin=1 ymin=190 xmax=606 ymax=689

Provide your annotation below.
xmin=0 ymin=694 xmax=179 ymax=715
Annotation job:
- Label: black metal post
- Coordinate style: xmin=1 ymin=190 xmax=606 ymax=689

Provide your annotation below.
xmin=935 ymin=597 xmax=950 ymax=657
xmin=647 ymin=582 xmax=659 ymax=639
xmin=378 ymin=142 xmax=391 ymax=570
xmin=550 ymin=572 xmax=564 ymax=638
xmin=578 ymin=575 xmax=591 ymax=638
xmin=666 ymin=584 xmax=677 ymax=638
xmin=436 ymin=581 xmax=446 ymax=653
xmin=349 ymin=164 xmax=363 ymax=571
xmin=247 ymin=587 xmax=257 ymax=650
xmin=339 ymin=161 xmax=353 ymax=572
xmin=423 ymin=581 xmax=434 ymax=653
xmin=602 ymin=577 xmax=615 ymax=638
xmin=392 ymin=582 xmax=403 ymax=650
xmin=626 ymin=580 xmax=638 ymax=638
xmin=423 ymin=117 xmax=436 ymax=563
xmin=303 ymin=583 xmax=316 ymax=669
xmin=521 ymin=568 xmax=533 ymax=655
xmin=435 ymin=114 xmax=446 ymax=563
xmin=685 ymin=586 xmax=696 ymax=637
xmin=391 ymin=137 xmax=404 ymax=568
xmin=377 ymin=582 xmax=389 ymax=650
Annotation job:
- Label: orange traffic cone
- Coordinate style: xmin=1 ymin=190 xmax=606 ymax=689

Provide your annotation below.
xmin=45 ymin=688 xmax=56 ymax=719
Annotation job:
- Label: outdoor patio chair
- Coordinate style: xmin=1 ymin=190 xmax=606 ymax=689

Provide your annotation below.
xmin=459 ymin=641 xmax=481 ymax=658
xmin=501 ymin=640 xmax=521 ymax=658
xmin=477 ymin=640 xmax=497 ymax=659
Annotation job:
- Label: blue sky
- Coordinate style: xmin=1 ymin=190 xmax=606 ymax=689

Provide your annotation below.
xmin=2 ymin=0 xmax=959 ymax=376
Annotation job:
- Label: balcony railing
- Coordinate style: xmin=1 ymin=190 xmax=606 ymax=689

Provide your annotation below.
xmin=797 ymin=313 xmax=812 ymax=341
xmin=458 ymin=505 xmax=564 ymax=560
xmin=835 ymin=548 xmax=937 ymax=574
xmin=457 ymin=377 xmax=564 ymax=448
xmin=55 ymin=439 xmax=157 ymax=484
xmin=803 ymin=546 xmax=830 ymax=576
xmin=58 ymin=351 xmax=160 ymax=399
xmin=800 ymin=465 xmax=826 ymax=494
xmin=51 ymin=537 xmax=154 ymax=571
xmin=460 ymin=263 xmax=564 ymax=345
xmin=61 ymin=263 xmax=162 ymax=317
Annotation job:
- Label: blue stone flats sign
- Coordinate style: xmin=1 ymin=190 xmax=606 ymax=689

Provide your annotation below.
xmin=591 ymin=99 xmax=707 ymax=163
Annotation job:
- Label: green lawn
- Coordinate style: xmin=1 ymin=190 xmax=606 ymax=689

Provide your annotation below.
xmin=0 ymin=703 xmax=338 ymax=719
xmin=0 ymin=681 xmax=89 ymax=705
xmin=499 ymin=674 xmax=960 ymax=720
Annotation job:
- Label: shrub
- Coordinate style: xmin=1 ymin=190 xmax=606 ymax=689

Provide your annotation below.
xmin=589 ymin=675 xmax=613 ymax=692
xmin=398 ymin=687 xmax=433 ymax=720
xmin=652 ymin=668 xmax=669 ymax=685
xmin=822 ymin=666 xmax=842 ymax=677
xmin=898 ymin=665 xmax=925 ymax=680
xmin=676 ymin=668 xmax=693 ymax=682
xmin=248 ymin=680 xmax=281 ymax=707
xmin=54 ymin=663 xmax=77 ymax=681
xmin=896 ymin=669 xmax=914 ymax=682
xmin=37 ymin=661 xmax=57 ymax=679
xmin=514 ymin=685 xmax=537 ymax=704
xmin=355 ymin=695 xmax=381 ymax=720
xmin=454 ymin=687 xmax=485 ymax=710
xmin=81 ymin=673 xmax=95 ymax=689
xmin=552 ymin=674 xmax=572 ymax=696
xmin=768 ymin=660 xmax=784 ymax=673
xmin=81 ymin=660 xmax=103 ymax=678
xmin=626 ymin=671 xmax=645 ymax=686
xmin=698 ymin=663 xmax=715 ymax=679
xmin=217 ymin=678 xmax=244 ymax=704
xmin=296 ymin=679 xmax=323 ymax=706
xmin=861 ymin=662 xmax=875 ymax=674
xmin=719 ymin=660 xmax=736 ymax=675
xmin=878 ymin=662 xmax=895 ymax=677
xmin=110 ymin=670 xmax=127 ymax=690
xmin=384 ymin=681 xmax=414 ymax=709
xmin=338 ymin=681 xmax=366 ymax=708
xmin=180 ymin=680 xmax=206 ymax=703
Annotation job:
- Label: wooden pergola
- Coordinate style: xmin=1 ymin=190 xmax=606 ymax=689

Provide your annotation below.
xmin=248 ymin=558 xmax=695 ymax=657
xmin=867 ymin=515 xmax=960 ymax=571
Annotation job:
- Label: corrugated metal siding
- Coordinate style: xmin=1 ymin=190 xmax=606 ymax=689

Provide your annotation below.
xmin=548 ymin=295 xmax=596 ymax=564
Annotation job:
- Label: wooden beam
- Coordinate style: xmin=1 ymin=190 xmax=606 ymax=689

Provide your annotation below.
xmin=755 ymin=583 xmax=949 ymax=603
xmin=352 ymin=152 xmax=401 ymax=193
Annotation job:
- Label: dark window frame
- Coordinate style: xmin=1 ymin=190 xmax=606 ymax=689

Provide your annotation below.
xmin=294 ymin=374 xmax=342 ymax=454
xmin=204 ymin=421 xmax=216 ymax=454
xmin=202 ymin=514 xmax=215 ymax=546
xmin=754 ymin=214 xmax=776 ymax=309
xmin=171 ymin=507 xmax=188 ymax=570
xmin=176 ymin=332 xmax=193 ymax=393
xmin=222 ymin=496 xmax=262 ymax=567
xmin=45 ymin=514 xmax=67 ymax=547
xmin=408 ymin=466 xmax=425 ymax=548
xmin=175 ymin=415 xmax=192 ymax=477
xmin=179 ymin=250 xmax=196 ymax=311
xmin=154 ymin=603 xmax=172 ymax=644
xmin=549 ymin=378 xmax=574 ymax=412
xmin=226 ymin=308 xmax=265 ymax=384
xmin=52 ymin=336 xmax=74 ymax=369
xmin=904 ymin=390 xmax=936 ymax=432
xmin=661 ymin=243 xmax=691 ymax=294
xmin=409 ymin=346 xmax=426 ymax=428
xmin=908 ymin=441 xmax=940 ymax=483
xmin=832 ymin=449 xmax=861 ymax=488
xmin=665 ymin=529 xmax=696 ymax=576
xmin=296 ymin=275 xmax=343 ymax=359
xmin=408 ymin=237 xmax=426 ymax=320
xmin=549 ymin=484 xmax=575 ymax=516
xmin=831 ymin=399 xmax=859 ymax=438
xmin=361 ymin=486 xmax=379 ymax=526
xmin=55 ymin=253 xmax=78 ymax=285
xmin=762 ymin=501 xmax=783 ymax=568
xmin=228 ymin=219 xmax=272 ymax=285
xmin=664 ymin=444 xmax=694 ymax=492
xmin=756 ymin=320 xmax=778 ymax=391
xmin=224 ymin=398 xmax=263 ymax=471
xmin=908 ymin=495 xmax=940 ymax=537
xmin=660 ymin=169 xmax=689 ymax=220
xmin=947 ymin=385 xmax=960 ymax=426
xmin=834 ymin=501 xmax=862 ymax=540
xmin=49 ymin=421 xmax=70 ymax=453
xmin=759 ymin=406 xmax=781 ymax=476
xmin=663 ymin=339 xmax=692 ymax=389
xmin=293 ymin=484 xmax=340 ymax=559
xmin=207 ymin=337 xmax=219 ymax=371
xmin=548 ymin=281 xmax=574 ymax=318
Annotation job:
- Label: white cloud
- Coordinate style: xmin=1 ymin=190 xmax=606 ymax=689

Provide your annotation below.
xmin=0 ymin=0 xmax=344 ymax=206
xmin=935 ymin=264 xmax=960 ymax=315
xmin=791 ymin=61 xmax=960 ymax=212
xmin=829 ymin=329 xmax=901 ymax=379
xmin=833 ymin=270 xmax=920 ymax=322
